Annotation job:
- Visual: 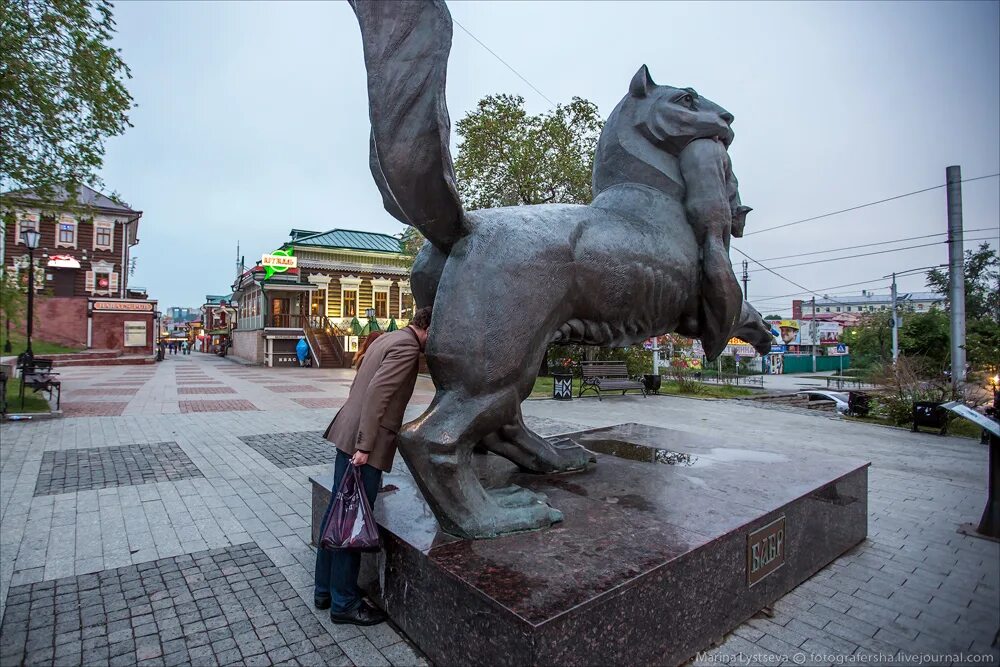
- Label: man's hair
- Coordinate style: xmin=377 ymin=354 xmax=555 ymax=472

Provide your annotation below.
xmin=410 ymin=306 xmax=433 ymax=330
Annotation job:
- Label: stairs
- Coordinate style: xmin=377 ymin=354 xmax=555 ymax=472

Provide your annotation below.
xmin=304 ymin=319 xmax=347 ymax=368
xmin=46 ymin=350 xmax=155 ymax=367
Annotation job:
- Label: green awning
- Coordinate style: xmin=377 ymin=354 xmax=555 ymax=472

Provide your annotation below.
xmin=386 ymin=319 xmax=398 ymax=332
xmin=359 ymin=317 xmax=382 ymax=337
xmin=350 ymin=316 xmax=363 ymax=335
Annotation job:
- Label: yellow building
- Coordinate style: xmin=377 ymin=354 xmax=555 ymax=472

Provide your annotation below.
xmin=230 ymin=228 xmax=413 ymax=367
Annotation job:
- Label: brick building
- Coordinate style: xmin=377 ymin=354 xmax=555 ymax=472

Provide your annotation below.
xmin=1 ymin=184 xmax=157 ymax=357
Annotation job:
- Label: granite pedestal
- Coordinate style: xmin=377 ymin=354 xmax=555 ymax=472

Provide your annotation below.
xmin=310 ymin=423 xmax=869 ymax=666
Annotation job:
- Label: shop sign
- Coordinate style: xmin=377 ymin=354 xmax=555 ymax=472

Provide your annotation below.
xmin=262 ymin=249 xmax=296 ymax=279
xmin=93 ymin=301 xmax=154 ymax=312
xmin=124 ymin=321 xmax=147 ymax=347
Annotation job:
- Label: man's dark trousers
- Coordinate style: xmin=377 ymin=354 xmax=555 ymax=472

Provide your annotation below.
xmin=314 ymin=450 xmax=382 ymax=613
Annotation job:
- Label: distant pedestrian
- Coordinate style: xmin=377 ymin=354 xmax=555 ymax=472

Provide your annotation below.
xmin=182 ymin=340 xmax=189 ymax=355
xmin=296 ymin=337 xmax=310 ymax=367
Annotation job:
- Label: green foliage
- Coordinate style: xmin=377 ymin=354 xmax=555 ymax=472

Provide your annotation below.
xmin=547 ymin=344 xmax=652 ymax=378
xmin=454 ymin=94 xmax=603 ymax=210
xmin=926 ymin=242 xmax=1000 ymax=322
xmin=398 ymin=227 xmax=426 ymax=268
xmin=1 ymin=331 xmax=83 ymax=355
xmin=0 ymin=269 xmax=25 ymax=331
xmin=5 ymin=377 xmax=52 ymax=413
xmin=0 ymin=0 xmax=133 ymax=192
xmin=926 ymin=243 xmax=999 ymax=370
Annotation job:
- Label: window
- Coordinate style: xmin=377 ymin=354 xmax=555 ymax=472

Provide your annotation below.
xmin=824 ymin=307 xmax=830 ymax=313
xmin=835 ymin=307 xmax=841 ymax=313
xmin=917 ymin=303 xmax=925 ymax=310
xmin=343 ymin=290 xmax=357 ymax=317
xmin=374 ymin=291 xmax=388 ymax=318
xmin=846 ymin=307 xmax=851 ymax=312
xmin=400 ymin=292 xmax=414 ymax=320
xmin=95 ymin=272 xmax=110 ymax=291
xmin=311 ymin=289 xmax=326 ymax=316
xmin=16 ymin=216 xmax=39 ymax=244
xmin=95 ymin=224 xmax=113 ymax=249
xmin=57 ymin=221 xmax=76 ymax=247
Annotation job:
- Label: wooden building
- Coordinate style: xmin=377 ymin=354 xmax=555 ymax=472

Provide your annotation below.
xmin=229 ymin=228 xmax=413 ymax=367
xmin=1 ymin=184 xmax=157 ymax=357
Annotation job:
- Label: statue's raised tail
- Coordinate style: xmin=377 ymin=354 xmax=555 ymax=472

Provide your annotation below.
xmin=349 ymin=0 xmax=467 ymax=253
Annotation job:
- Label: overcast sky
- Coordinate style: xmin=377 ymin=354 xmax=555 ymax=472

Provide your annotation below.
xmin=101 ymin=0 xmax=999 ymax=315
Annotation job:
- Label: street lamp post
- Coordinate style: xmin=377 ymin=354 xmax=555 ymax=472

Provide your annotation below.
xmin=21 ymin=228 xmax=41 ymax=362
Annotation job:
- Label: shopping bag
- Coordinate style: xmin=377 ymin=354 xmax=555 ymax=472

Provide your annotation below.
xmin=319 ymin=464 xmax=381 ymax=552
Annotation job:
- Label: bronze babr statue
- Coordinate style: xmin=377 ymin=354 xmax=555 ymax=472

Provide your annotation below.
xmin=349 ymin=0 xmax=772 ymax=538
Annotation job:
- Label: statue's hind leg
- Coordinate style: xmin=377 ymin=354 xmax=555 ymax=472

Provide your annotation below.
xmin=397 ymin=388 xmax=563 ymax=539
xmin=476 ymin=345 xmax=593 ymax=473
xmin=482 ymin=405 xmax=594 ymax=473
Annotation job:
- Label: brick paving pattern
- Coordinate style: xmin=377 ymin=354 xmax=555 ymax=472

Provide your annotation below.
xmin=178 ymin=400 xmax=258 ymax=413
xmin=238 ymin=432 xmax=336 ymax=469
xmin=263 ymin=386 xmax=322 ymax=394
xmin=0 ymin=544 xmax=347 ymax=667
xmin=1 ymin=354 xmax=993 ymax=666
xmin=60 ymin=403 xmax=128 ymax=418
xmin=34 ymin=443 xmax=204 ymax=497
xmin=291 ymin=398 xmax=346 ymax=410
xmin=68 ymin=387 xmax=139 ymax=397
xmin=176 ymin=387 xmax=236 ymax=395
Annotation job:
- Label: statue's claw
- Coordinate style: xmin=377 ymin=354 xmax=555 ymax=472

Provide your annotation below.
xmin=489 ymin=485 xmax=548 ymax=508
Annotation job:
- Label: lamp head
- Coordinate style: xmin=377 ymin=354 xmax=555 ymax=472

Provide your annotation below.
xmin=21 ymin=228 xmax=41 ymax=249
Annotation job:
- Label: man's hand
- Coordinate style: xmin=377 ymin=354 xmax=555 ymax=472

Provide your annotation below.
xmin=351 ymin=450 xmax=369 ymax=467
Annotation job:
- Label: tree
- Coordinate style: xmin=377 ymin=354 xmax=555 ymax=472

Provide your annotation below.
xmin=454 ymin=94 xmax=603 ymax=210
xmin=0 ymin=270 xmax=26 ymax=344
xmin=0 ymin=0 xmax=133 ymax=193
xmin=926 ymin=243 xmax=1000 ymax=369
xmin=926 ymin=242 xmax=1000 ymax=322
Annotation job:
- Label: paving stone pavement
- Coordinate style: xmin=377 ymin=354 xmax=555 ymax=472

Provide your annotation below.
xmin=238 ymin=433 xmax=337 ymax=470
xmin=1 ymin=353 xmax=997 ymax=666
xmin=34 ymin=443 xmax=204 ymax=497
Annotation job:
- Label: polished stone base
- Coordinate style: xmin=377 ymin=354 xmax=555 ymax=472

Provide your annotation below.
xmin=310 ymin=423 xmax=869 ymax=666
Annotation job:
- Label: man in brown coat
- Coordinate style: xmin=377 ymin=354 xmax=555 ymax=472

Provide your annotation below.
xmin=314 ymin=306 xmax=431 ymax=625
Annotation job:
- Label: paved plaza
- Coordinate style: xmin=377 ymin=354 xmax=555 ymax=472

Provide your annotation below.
xmin=1 ymin=353 xmax=997 ymax=666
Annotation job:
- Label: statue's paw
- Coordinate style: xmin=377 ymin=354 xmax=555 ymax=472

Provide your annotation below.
xmin=489 ymin=502 xmax=563 ymax=536
xmin=488 ymin=485 xmax=547 ymax=508
xmin=548 ymin=439 xmax=597 ymax=472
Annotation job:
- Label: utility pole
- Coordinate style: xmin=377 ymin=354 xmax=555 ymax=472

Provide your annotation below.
xmin=890 ymin=273 xmax=899 ymax=362
xmin=946 ymin=165 xmax=966 ymax=391
xmin=236 ymin=241 xmax=241 ymax=280
xmin=741 ymin=260 xmax=749 ymax=299
xmin=810 ymin=296 xmax=817 ymax=372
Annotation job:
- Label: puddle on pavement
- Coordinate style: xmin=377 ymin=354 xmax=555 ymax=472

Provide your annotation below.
xmin=563 ymin=438 xmax=698 ymax=466
xmin=563 ymin=439 xmax=787 ymax=468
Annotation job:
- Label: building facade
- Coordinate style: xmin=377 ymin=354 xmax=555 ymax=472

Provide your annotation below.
xmin=230 ymin=228 xmax=412 ymax=367
xmin=1 ymin=184 xmax=157 ymax=356
xmin=793 ymin=290 xmax=945 ymax=319
xmin=2 ymin=185 xmax=141 ymax=299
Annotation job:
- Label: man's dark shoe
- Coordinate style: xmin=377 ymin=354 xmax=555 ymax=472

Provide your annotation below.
xmin=314 ymin=596 xmax=331 ymax=610
xmin=330 ymin=602 xmax=386 ymax=626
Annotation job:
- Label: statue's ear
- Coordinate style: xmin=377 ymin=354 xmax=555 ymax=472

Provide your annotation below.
xmin=630 ymin=65 xmax=654 ymax=98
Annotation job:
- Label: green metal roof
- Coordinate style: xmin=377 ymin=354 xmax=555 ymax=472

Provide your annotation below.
xmin=290 ymin=228 xmax=404 ymax=254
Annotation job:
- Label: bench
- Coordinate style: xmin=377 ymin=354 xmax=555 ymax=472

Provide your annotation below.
xmin=18 ymin=358 xmax=61 ymax=410
xmin=579 ymin=361 xmax=647 ymax=400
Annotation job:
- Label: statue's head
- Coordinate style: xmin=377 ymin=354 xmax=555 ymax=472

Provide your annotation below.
xmin=592 ymin=65 xmax=743 ymax=204
xmin=732 ymin=302 xmax=775 ymax=358
xmin=624 ymin=65 xmax=735 ymax=156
